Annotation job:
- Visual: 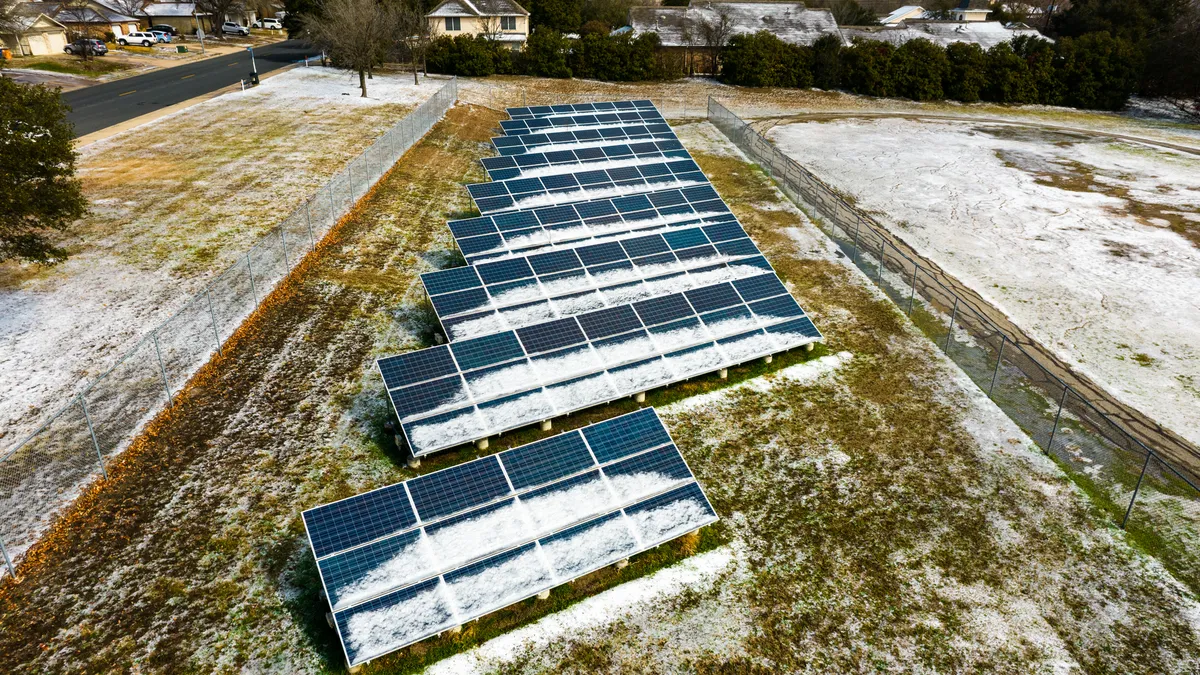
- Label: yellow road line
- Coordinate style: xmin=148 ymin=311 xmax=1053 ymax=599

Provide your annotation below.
xmin=181 ymin=74 xmax=195 ymax=80
xmin=119 ymin=90 xmax=136 ymax=96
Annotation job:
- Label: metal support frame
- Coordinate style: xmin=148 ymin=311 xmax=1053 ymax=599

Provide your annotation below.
xmin=876 ymin=239 xmax=886 ymax=284
xmin=206 ymin=289 xmax=222 ymax=355
xmin=851 ymin=219 xmax=861 ymax=263
xmin=907 ymin=264 xmax=918 ymax=315
xmin=79 ymin=394 xmax=107 ymax=479
xmin=1046 ymin=386 xmax=1070 ymax=453
xmin=1122 ymin=450 xmax=1154 ymax=529
xmin=944 ymin=296 xmax=959 ymax=352
xmin=0 ymin=533 xmax=14 ymax=578
xmin=152 ymin=333 xmax=173 ymax=405
xmin=988 ymin=335 xmax=1007 ymax=397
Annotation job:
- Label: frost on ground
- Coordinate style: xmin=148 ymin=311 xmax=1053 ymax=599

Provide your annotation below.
xmin=0 ymin=67 xmax=443 ymax=448
xmin=769 ymin=118 xmax=1200 ymax=447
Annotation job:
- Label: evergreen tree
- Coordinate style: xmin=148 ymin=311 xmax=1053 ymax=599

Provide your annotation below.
xmin=889 ymin=38 xmax=948 ymax=101
xmin=944 ymin=42 xmax=988 ymax=103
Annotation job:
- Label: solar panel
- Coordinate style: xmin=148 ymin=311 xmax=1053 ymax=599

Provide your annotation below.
xmin=490 ymin=123 xmax=677 ymax=157
xmin=421 ymin=222 xmax=772 ymax=340
xmin=467 ymin=159 xmax=708 ymax=214
xmin=303 ymin=407 xmax=718 ymax=668
xmin=499 ymin=109 xmax=666 ymax=136
xmin=379 ymin=272 xmax=822 ymax=456
xmin=450 ymin=186 xmax=737 ymax=264
xmin=506 ymin=99 xmax=657 ymax=120
xmin=481 ymin=139 xmax=691 ymax=181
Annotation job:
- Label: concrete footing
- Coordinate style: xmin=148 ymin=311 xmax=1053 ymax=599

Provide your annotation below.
xmin=540 ymin=419 xmax=552 ymax=431
xmin=348 ymin=665 xmax=362 ymax=674
xmin=718 ymin=368 xmax=728 ymax=379
xmin=326 ymin=612 xmax=334 ymax=629
xmin=805 ymin=342 xmax=814 ymax=352
xmin=634 ymin=392 xmax=645 ymax=403
xmin=448 ymin=625 xmax=462 ymax=635
xmin=764 ymin=354 xmax=773 ymax=364
xmin=406 ymin=455 xmax=421 ymax=469
xmin=537 ymin=589 xmax=550 ymax=600
xmin=615 ymin=558 xmax=629 ymax=570
xmin=475 ymin=438 xmax=489 ymax=450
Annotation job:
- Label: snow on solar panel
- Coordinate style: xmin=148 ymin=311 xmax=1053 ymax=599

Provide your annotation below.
xmin=505 ymin=99 xmax=657 ymax=120
xmin=467 ymin=158 xmax=709 ymax=213
xmin=450 ymin=184 xmax=734 ymax=264
xmin=378 ymin=272 xmax=822 ymax=456
xmin=491 ymin=123 xmax=677 ymax=156
xmin=302 ymin=407 xmax=718 ymax=668
xmin=422 ymin=221 xmax=774 ymax=340
xmin=499 ymin=109 xmax=665 ymax=136
xmin=481 ymin=139 xmax=691 ymax=181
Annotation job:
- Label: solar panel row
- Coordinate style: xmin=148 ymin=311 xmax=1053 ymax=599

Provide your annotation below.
xmin=451 ymin=184 xmax=733 ymax=263
xmin=480 ymin=139 xmax=690 ymax=181
xmin=381 ymin=272 xmax=821 ymax=456
xmin=422 ymin=221 xmax=770 ymax=340
xmin=466 ymin=158 xmax=709 ymax=214
xmin=500 ymin=108 xmax=665 ymax=136
xmin=505 ymin=99 xmax=656 ymax=120
xmin=491 ymin=122 xmax=675 ymax=156
xmin=303 ymin=408 xmax=718 ymax=667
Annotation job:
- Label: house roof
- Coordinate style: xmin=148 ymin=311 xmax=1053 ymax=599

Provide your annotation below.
xmin=5 ymin=11 xmax=68 ymax=32
xmin=23 ymin=1 xmax=141 ymax=24
xmin=142 ymin=2 xmax=202 ymax=17
xmin=426 ymin=0 xmax=528 ymax=18
xmin=629 ymin=2 xmax=841 ymax=47
xmin=956 ymin=0 xmax=991 ymax=10
xmin=881 ymin=5 xmax=925 ymax=24
xmin=841 ymin=20 xmax=1046 ymax=49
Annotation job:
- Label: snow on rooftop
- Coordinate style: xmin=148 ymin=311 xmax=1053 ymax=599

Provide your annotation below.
xmin=629 ymin=1 xmax=841 ymax=47
xmin=842 ymin=20 xmax=1047 ymax=49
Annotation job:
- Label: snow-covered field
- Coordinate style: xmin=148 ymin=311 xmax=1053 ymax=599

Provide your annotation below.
xmin=0 ymin=68 xmax=442 ymax=450
xmin=768 ymin=118 xmax=1200 ymax=447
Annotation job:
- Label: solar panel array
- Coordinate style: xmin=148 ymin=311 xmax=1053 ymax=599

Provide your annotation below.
xmin=491 ymin=122 xmax=676 ymax=156
xmin=481 ymin=139 xmax=690 ymax=181
xmin=423 ymin=220 xmax=773 ymax=340
xmin=505 ymin=99 xmax=658 ymax=120
xmin=499 ymin=108 xmax=664 ymax=135
xmin=303 ymin=408 xmax=718 ymax=667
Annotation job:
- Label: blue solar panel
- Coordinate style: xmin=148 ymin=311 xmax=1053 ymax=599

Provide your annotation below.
xmin=304 ymin=483 xmax=416 ymax=558
xmin=478 ymin=257 xmax=534 ymax=285
xmin=422 ymin=266 xmax=482 ymax=296
xmin=529 ymin=249 xmax=583 ymax=275
xmin=750 ymin=295 xmax=804 ymax=319
xmin=378 ymin=346 xmax=458 ymax=390
xmin=576 ymin=241 xmax=626 ymax=266
xmin=685 ymin=283 xmax=743 ymax=313
xmin=733 ymin=274 xmax=789 ymax=301
xmin=577 ymin=305 xmax=643 ymax=340
xmin=664 ymin=228 xmax=709 ymax=250
xmin=582 ymin=408 xmax=672 ymax=463
xmin=451 ymin=332 xmax=526 ymax=370
xmin=633 ymin=294 xmax=694 ymax=326
xmin=516 ymin=318 xmax=586 ymax=354
xmin=501 ymin=433 xmax=594 ymax=490
xmin=386 ymin=375 xmax=468 ymax=419
xmin=408 ymin=455 xmax=509 ymax=521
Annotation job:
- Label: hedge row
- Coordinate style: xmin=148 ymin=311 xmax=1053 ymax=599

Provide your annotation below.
xmin=721 ymin=32 xmax=1144 ymax=110
xmin=427 ymin=30 xmax=672 ymax=81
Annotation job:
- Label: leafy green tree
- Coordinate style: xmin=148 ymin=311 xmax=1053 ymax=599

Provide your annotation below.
xmin=1011 ymin=34 xmax=1061 ymax=104
xmin=528 ymin=0 xmax=582 ymax=32
xmin=719 ymin=31 xmax=812 ymax=88
xmin=983 ymin=41 xmax=1038 ymax=103
xmin=841 ymin=40 xmax=893 ymax=97
xmin=1053 ymin=0 xmax=1188 ymax=43
xmin=811 ymin=0 xmax=878 ymax=26
xmin=944 ymin=42 xmax=988 ymax=103
xmin=525 ymin=29 xmax=572 ymax=77
xmin=0 ymin=79 xmax=87 ymax=265
xmin=811 ymin=33 xmax=843 ymax=89
xmin=283 ymin=0 xmax=321 ymax=37
xmin=1055 ymin=32 xmax=1143 ymax=110
xmin=889 ymin=38 xmax=948 ymax=101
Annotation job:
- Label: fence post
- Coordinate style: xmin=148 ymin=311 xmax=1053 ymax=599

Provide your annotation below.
xmin=988 ymin=335 xmax=1007 ymax=397
xmin=279 ymin=227 xmax=290 ymax=271
xmin=152 ymin=332 xmax=173 ymax=406
xmin=876 ymin=240 xmax=886 ymax=284
xmin=851 ymin=220 xmax=861 ymax=263
xmin=0 ymin=533 xmax=14 ymax=578
xmin=944 ymin=296 xmax=959 ymax=352
xmin=78 ymin=394 xmax=107 ymax=479
xmin=1046 ymin=385 xmax=1069 ymax=454
xmin=246 ymin=253 xmax=259 ymax=307
xmin=329 ymin=181 xmax=336 ymax=217
xmin=1121 ymin=451 xmax=1154 ymax=529
xmin=907 ymin=264 xmax=918 ymax=315
xmin=206 ymin=289 xmax=222 ymax=355
xmin=305 ymin=201 xmax=317 ymax=250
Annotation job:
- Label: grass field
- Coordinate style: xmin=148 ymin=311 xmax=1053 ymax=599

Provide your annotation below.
xmin=17 ymin=56 xmax=133 ymax=77
xmin=1 ymin=93 xmax=1197 ymax=674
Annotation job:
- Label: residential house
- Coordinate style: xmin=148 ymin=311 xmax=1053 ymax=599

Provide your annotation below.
xmin=880 ymin=5 xmax=926 ymax=25
xmin=21 ymin=1 xmax=141 ymax=39
xmin=140 ymin=1 xmax=213 ymax=34
xmin=841 ymin=19 xmax=1047 ymax=48
xmin=426 ymin=0 xmax=529 ymax=49
xmin=629 ymin=1 xmax=841 ymax=72
xmin=949 ymin=0 xmax=991 ymax=21
xmin=1 ymin=10 xmax=69 ymax=55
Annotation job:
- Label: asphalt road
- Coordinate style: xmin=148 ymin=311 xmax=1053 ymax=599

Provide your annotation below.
xmin=63 ymin=39 xmax=318 ymax=137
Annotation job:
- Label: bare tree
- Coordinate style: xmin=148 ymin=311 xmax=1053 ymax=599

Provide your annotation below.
xmin=303 ymin=0 xmax=396 ymax=97
xmin=105 ymin=0 xmax=149 ymax=25
xmin=60 ymin=0 xmax=100 ymax=60
xmin=396 ymin=0 xmax=435 ymax=85
xmin=699 ymin=7 xmax=734 ymax=76
xmin=679 ymin=14 xmax=698 ymax=76
xmin=196 ymin=0 xmax=245 ymax=38
xmin=477 ymin=13 xmax=503 ymax=41
xmin=0 ymin=0 xmax=24 ymax=59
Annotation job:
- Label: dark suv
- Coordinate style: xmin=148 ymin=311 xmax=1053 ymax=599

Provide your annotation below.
xmin=149 ymin=24 xmax=180 ymax=36
xmin=63 ymin=38 xmax=108 ymax=56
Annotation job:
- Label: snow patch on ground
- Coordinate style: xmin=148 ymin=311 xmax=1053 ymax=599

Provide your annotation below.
xmin=768 ymin=118 xmax=1200 ymax=446
xmin=661 ymin=351 xmax=854 ymax=414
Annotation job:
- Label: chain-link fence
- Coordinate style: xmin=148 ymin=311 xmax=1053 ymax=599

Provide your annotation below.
xmin=708 ymin=96 xmax=1200 ymax=592
xmin=0 ymin=76 xmax=458 ymax=578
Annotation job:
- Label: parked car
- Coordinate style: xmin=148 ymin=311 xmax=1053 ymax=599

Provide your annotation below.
xmin=149 ymin=24 xmax=180 ymax=36
xmin=149 ymin=30 xmax=172 ymax=43
xmin=254 ymin=17 xmax=282 ymax=29
xmin=221 ymin=21 xmax=250 ymax=36
xmin=117 ymin=32 xmax=158 ymax=47
xmin=63 ymin=38 xmax=107 ymax=56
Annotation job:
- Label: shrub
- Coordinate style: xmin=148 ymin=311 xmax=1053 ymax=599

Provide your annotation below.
xmin=1055 ymin=32 xmax=1143 ymax=110
xmin=811 ymin=34 xmax=843 ymax=89
xmin=984 ymin=42 xmax=1038 ymax=103
xmin=841 ymin=39 xmax=893 ymax=97
xmin=524 ymin=29 xmax=572 ymax=78
xmin=944 ymin=42 xmax=988 ymax=102
xmin=889 ymin=38 xmax=947 ymax=101
xmin=1012 ymin=34 xmax=1061 ymax=105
